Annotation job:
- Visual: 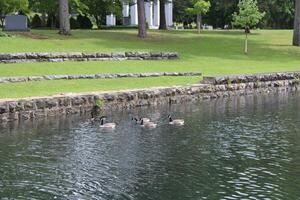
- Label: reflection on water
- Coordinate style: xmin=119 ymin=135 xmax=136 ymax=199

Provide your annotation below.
xmin=0 ymin=91 xmax=300 ymax=200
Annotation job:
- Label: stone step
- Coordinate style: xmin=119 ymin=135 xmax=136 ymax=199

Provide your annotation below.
xmin=0 ymin=52 xmax=179 ymax=64
xmin=0 ymin=72 xmax=202 ymax=84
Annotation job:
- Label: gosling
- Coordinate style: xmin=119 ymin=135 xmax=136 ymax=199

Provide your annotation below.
xmin=100 ymin=116 xmax=116 ymax=129
xmin=168 ymin=115 xmax=184 ymax=126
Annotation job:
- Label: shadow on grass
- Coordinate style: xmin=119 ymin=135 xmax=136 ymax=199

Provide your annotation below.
xmin=7 ymin=29 xmax=300 ymax=64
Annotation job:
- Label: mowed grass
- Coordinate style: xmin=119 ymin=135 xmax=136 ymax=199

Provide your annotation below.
xmin=0 ymin=29 xmax=300 ymax=99
xmin=0 ymin=76 xmax=200 ymax=99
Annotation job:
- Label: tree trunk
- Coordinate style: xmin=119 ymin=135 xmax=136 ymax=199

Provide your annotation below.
xmin=197 ymin=14 xmax=202 ymax=34
xmin=245 ymin=32 xmax=248 ymax=54
xmin=59 ymin=0 xmax=71 ymax=35
xmin=159 ymin=0 xmax=167 ymax=30
xmin=137 ymin=0 xmax=147 ymax=38
xmin=293 ymin=0 xmax=300 ymax=46
xmin=94 ymin=15 xmax=100 ymax=28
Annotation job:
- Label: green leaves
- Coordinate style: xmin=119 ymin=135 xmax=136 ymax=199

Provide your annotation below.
xmin=0 ymin=0 xmax=29 ymax=15
xmin=233 ymin=0 xmax=265 ymax=29
xmin=95 ymin=99 xmax=104 ymax=109
xmin=186 ymin=0 xmax=211 ymax=15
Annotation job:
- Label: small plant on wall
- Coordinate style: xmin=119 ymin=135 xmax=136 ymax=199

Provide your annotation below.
xmin=91 ymin=99 xmax=105 ymax=118
xmin=95 ymin=99 xmax=105 ymax=109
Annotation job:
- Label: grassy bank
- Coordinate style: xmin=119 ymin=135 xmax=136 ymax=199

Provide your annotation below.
xmin=0 ymin=29 xmax=300 ymax=99
xmin=0 ymin=76 xmax=200 ymax=99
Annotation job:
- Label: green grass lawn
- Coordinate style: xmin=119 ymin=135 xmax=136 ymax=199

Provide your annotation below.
xmin=0 ymin=76 xmax=200 ymax=99
xmin=0 ymin=29 xmax=300 ymax=99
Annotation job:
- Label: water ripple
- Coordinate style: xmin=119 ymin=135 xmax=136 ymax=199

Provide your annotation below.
xmin=0 ymin=91 xmax=300 ymax=199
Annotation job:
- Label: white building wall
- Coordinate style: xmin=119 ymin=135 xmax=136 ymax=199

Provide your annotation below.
xmin=165 ymin=0 xmax=173 ymax=27
xmin=122 ymin=3 xmax=130 ymax=17
xmin=145 ymin=1 xmax=153 ymax=27
xmin=153 ymin=0 xmax=160 ymax=27
xmin=106 ymin=14 xmax=116 ymax=26
xmin=130 ymin=0 xmax=138 ymax=25
xmin=122 ymin=0 xmax=173 ymax=29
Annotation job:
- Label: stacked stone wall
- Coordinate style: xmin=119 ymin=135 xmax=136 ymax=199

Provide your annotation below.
xmin=0 ymin=52 xmax=179 ymax=64
xmin=1 ymin=72 xmax=299 ymax=123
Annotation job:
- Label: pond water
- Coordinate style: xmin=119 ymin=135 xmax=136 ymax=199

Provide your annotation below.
xmin=0 ymin=91 xmax=300 ymax=200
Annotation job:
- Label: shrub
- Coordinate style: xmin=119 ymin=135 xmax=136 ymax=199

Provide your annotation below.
xmin=31 ymin=14 xmax=42 ymax=28
xmin=47 ymin=14 xmax=59 ymax=28
xmin=0 ymin=32 xmax=11 ymax=37
xmin=77 ymin=15 xmax=93 ymax=29
xmin=70 ymin=17 xmax=79 ymax=29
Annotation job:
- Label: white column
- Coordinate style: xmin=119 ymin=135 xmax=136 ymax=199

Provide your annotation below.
xmin=106 ymin=14 xmax=116 ymax=26
xmin=165 ymin=0 xmax=173 ymax=27
xmin=122 ymin=3 xmax=130 ymax=17
xmin=145 ymin=1 xmax=153 ymax=27
xmin=130 ymin=0 xmax=138 ymax=25
xmin=153 ymin=0 xmax=160 ymax=27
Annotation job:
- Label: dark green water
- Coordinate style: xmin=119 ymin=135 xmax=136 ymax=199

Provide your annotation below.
xmin=0 ymin=91 xmax=300 ymax=200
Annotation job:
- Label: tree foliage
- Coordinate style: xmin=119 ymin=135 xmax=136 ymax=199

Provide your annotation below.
xmin=186 ymin=0 xmax=211 ymax=33
xmin=233 ymin=0 xmax=265 ymax=30
xmin=0 ymin=0 xmax=296 ymax=30
xmin=0 ymin=0 xmax=29 ymax=27
xmin=233 ymin=0 xmax=265 ymax=53
xmin=0 ymin=0 xmax=28 ymax=14
xmin=186 ymin=0 xmax=211 ymax=15
xmin=31 ymin=14 xmax=42 ymax=28
xmin=77 ymin=14 xmax=93 ymax=29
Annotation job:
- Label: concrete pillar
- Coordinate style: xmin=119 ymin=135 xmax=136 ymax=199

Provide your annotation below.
xmin=106 ymin=14 xmax=116 ymax=26
xmin=145 ymin=1 xmax=153 ymax=27
xmin=165 ymin=0 xmax=173 ymax=27
xmin=122 ymin=2 xmax=130 ymax=17
xmin=130 ymin=0 xmax=138 ymax=25
xmin=153 ymin=0 xmax=160 ymax=27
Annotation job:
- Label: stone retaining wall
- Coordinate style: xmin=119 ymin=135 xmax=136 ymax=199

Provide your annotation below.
xmin=0 ymin=52 xmax=178 ymax=64
xmin=202 ymin=72 xmax=300 ymax=85
xmin=0 ymin=74 xmax=299 ymax=123
xmin=0 ymin=72 xmax=202 ymax=84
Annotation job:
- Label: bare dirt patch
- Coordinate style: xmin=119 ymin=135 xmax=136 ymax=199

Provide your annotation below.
xmin=14 ymin=32 xmax=49 ymax=40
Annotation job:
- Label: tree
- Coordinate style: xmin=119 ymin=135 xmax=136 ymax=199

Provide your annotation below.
xmin=137 ymin=0 xmax=147 ymax=38
xmin=29 ymin=0 xmax=58 ymax=27
xmin=186 ymin=0 xmax=211 ymax=34
xmin=83 ymin=0 xmax=121 ymax=28
xmin=233 ymin=0 xmax=265 ymax=53
xmin=293 ymin=0 xmax=300 ymax=46
xmin=259 ymin=0 xmax=294 ymax=29
xmin=159 ymin=0 xmax=167 ymax=30
xmin=0 ymin=0 xmax=29 ymax=27
xmin=206 ymin=0 xmax=238 ymax=29
xmin=31 ymin=14 xmax=42 ymax=28
xmin=59 ymin=0 xmax=71 ymax=35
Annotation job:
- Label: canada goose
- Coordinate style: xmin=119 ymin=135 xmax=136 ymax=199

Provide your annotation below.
xmin=140 ymin=119 xmax=157 ymax=129
xmin=132 ymin=117 xmax=139 ymax=124
xmin=168 ymin=115 xmax=184 ymax=126
xmin=131 ymin=117 xmax=150 ymax=123
xmin=140 ymin=117 xmax=151 ymax=123
xmin=100 ymin=116 xmax=116 ymax=129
